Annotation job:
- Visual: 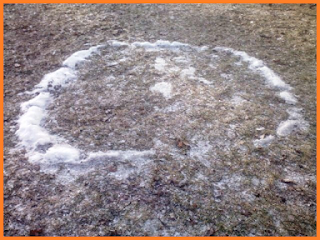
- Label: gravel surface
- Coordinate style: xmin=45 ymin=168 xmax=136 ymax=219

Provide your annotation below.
xmin=4 ymin=4 xmax=316 ymax=236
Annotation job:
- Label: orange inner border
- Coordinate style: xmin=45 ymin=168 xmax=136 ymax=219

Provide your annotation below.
xmin=1 ymin=1 xmax=317 ymax=239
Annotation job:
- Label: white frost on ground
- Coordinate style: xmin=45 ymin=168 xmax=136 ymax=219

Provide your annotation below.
xmin=179 ymin=67 xmax=212 ymax=85
xmin=198 ymin=77 xmax=213 ymax=85
xmin=189 ymin=140 xmax=212 ymax=168
xmin=85 ymin=150 xmax=155 ymax=180
xmin=180 ymin=67 xmax=196 ymax=79
xmin=150 ymin=82 xmax=173 ymax=99
xmin=173 ymin=56 xmax=189 ymax=63
xmin=108 ymin=40 xmax=129 ymax=47
xmin=133 ymin=40 xmax=189 ymax=51
xmin=253 ymin=135 xmax=275 ymax=148
xmin=85 ymin=150 xmax=155 ymax=162
xmin=154 ymin=57 xmax=167 ymax=71
xmin=220 ymin=73 xmax=233 ymax=80
xmin=231 ymin=95 xmax=246 ymax=106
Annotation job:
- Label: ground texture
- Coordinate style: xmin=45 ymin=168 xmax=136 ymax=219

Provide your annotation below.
xmin=3 ymin=4 xmax=317 ymax=236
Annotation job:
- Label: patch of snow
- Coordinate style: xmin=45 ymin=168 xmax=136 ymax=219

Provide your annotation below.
xmin=106 ymin=61 xmax=118 ymax=67
xmin=234 ymin=60 xmax=243 ymax=66
xmin=150 ymin=82 xmax=172 ymax=99
xmin=16 ymin=45 xmax=103 ymax=168
xmin=33 ymin=67 xmax=77 ymax=93
xmin=253 ymin=135 xmax=275 ymax=148
xmin=168 ymin=66 xmax=181 ymax=73
xmin=189 ymin=140 xmax=212 ymax=167
xmin=16 ymin=106 xmax=53 ymax=149
xmin=220 ymin=73 xmax=233 ymax=80
xmin=108 ymin=40 xmax=129 ymax=47
xmin=86 ymin=150 xmax=155 ymax=162
xmin=43 ymin=144 xmax=80 ymax=164
xmin=231 ymin=95 xmax=246 ymax=106
xmin=154 ymin=57 xmax=167 ymax=71
xmin=63 ymin=45 xmax=104 ymax=68
xmin=163 ymin=102 xmax=183 ymax=113
xmin=17 ymin=124 xmax=52 ymax=150
xmin=180 ymin=67 xmax=196 ymax=78
xmin=287 ymin=107 xmax=303 ymax=119
xmin=209 ymin=63 xmax=217 ymax=69
xmin=21 ymin=92 xmax=52 ymax=112
xmin=279 ymin=91 xmax=297 ymax=104
xmin=132 ymin=40 xmax=206 ymax=52
xmin=214 ymin=47 xmax=290 ymax=90
xmin=173 ymin=56 xmax=189 ymax=63
xmin=198 ymin=77 xmax=213 ymax=85
xmin=251 ymin=177 xmax=260 ymax=186
xmin=276 ymin=107 xmax=309 ymax=136
xmin=276 ymin=120 xmax=308 ymax=136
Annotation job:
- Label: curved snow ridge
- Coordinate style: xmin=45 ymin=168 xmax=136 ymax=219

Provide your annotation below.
xmin=214 ymin=47 xmax=300 ymax=106
xmin=214 ymin=46 xmax=308 ymax=144
xmin=16 ymin=45 xmax=104 ymax=152
xmin=276 ymin=108 xmax=309 ymax=136
xmin=108 ymin=39 xmax=208 ymax=52
xmin=214 ymin=47 xmax=290 ymax=90
xmin=16 ymin=43 xmax=156 ymax=182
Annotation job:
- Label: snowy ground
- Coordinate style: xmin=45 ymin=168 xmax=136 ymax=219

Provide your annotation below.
xmin=4 ymin=4 xmax=316 ymax=236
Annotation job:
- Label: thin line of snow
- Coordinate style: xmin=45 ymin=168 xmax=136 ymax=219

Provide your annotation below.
xmin=276 ymin=108 xmax=309 ymax=136
xmin=214 ymin=47 xmax=290 ymax=90
xmin=214 ymin=46 xmax=308 ymax=138
xmin=150 ymin=82 xmax=173 ymax=99
xmin=16 ymin=43 xmax=157 ymax=180
xmin=63 ymin=45 xmax=104 ymax=68
xmin=33 ymin=67 xmax=77 ymax=94
xmin=132 ymin=40 xmax=207 ymax=52
xmin=29 ymin=144 xmax=81 ymax=164
xmin=86 ymin=150 xmax=155 ymax=162
xmin=20 ymin=92 xmax=52 ymax=113
xmin=279 ymin=91 xmax=297 ymax=104
xmin=16 ymin=46 xmax=104 ymax=165
xmin=108 ymin=40 xmax=129 ymax=47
